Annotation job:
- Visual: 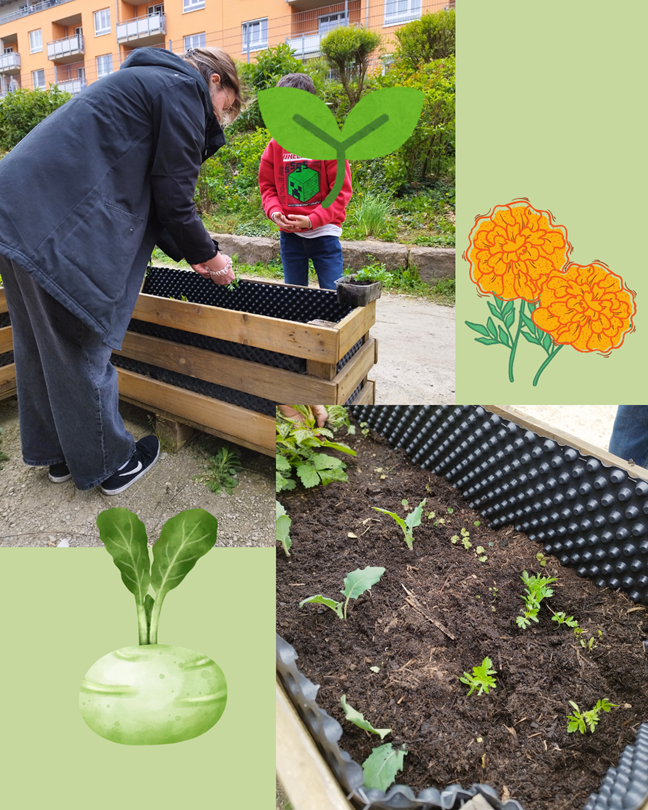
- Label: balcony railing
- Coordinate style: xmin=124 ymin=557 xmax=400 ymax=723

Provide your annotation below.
xmin=285 ymin=32 xmax=324 ymax=58
xmin=116 ymin=13 xmax=166 ymax=44
xmin=47 ymin=34 xmax=84 ymax=61
xmin=0 ymin=0 xmax=74 ymax=27
xmin=0 ymin=52 xmax=21 ymax=73
xmin=56 ymin=78 xmax=86 ymax=95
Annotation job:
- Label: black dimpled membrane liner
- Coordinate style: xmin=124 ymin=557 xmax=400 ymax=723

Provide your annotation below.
xmin=0 ymin=312 xmax=10 ymax=329
xmin=277 ymin=404 xmax=648 ymax=810
xmin=0 ymin=351 xmax=13 ymax=368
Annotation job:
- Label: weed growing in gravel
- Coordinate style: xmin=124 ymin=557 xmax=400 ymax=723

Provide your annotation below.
xmin=372 ymin=498 xmax=426 ymax=549
xmin=276 ymin=501 xmax=292 ymax=556
xmin=0 ymin=427 xmax=8 ymax=468
xmin=300 ymin=566 xmax=385 ymax=620
xmin=459 ymin=657 xmax=497 ymax=697
xmin=193 ymin=445 xmax=241 ymax=495
xmin=516 ymin=571 xmax=557 ymax=629
xmin=567 ymin=699 xmax=617 ymax=734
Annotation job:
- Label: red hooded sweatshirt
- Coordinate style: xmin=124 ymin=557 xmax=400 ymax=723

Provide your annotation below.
xmin=258 ymin=138 xmax=352 ymax=234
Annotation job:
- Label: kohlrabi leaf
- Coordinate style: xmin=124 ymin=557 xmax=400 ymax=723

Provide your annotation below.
xmin=372 ymin=507 xmax=408 ymax=535
xmin=341 ymin=566 xmax=385 ymax=601
xmin=342 ymin=88 xmax=424 ymax=160
xmin=341 ymin=695 xmax=391 ymax=739
xmin=257 ymin=88 xmax=339 ymax=159
xmin=96 ymin=508 xmax=151 ymax=603
xmin=149 ymin=509 xmax=218 ymax=642
xmin=405 ymin=498 xmax=426 ymax=531
xmin=362 ymin=743 xmax=407 ymax=792
xmin=299 ymin=594 xmax=344 ymax=619
xmin=276 ymin=501 xmax=292 ymax=556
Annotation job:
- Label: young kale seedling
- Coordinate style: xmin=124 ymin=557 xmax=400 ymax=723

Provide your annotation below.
xmin=362 ymin=743 xmax=407 ymax=792
xmin=80 ymin=508 xmax=226 ymax=745
xmin=340 ymin=695 xmax=391 ymax=739
xmin=276 ymin=501 xmax=292 ymax=556
xmin=516 ymin=570 xmax=557 ymax=629
xmin=300 ymin=566 xmax=385 ymax=620
xmin=567 ymin=699 xmax=617 ymax=734
xmin=459 ymin=657 xmax=497 ymax=697
xmin=372 ymin=498 xmax=426 ymax=549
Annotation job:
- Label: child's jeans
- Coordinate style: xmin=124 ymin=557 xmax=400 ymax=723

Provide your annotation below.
xmin=280 ymin=232 xmax=343 ymax=290
xmin=609 ymin=406 xmax=648 ymax=468
xmin=0 ymin=253 xmax=135 ymax=490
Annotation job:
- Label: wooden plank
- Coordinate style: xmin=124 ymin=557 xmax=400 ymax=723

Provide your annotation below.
xmin=0 ymin=325 xmax=12 ymax=355
xmin=276 ymin=680 xmax=354 ymax=810
xmin=486 ymin=406 xmax=648 ymax=482
xmin=132 ymin=293 xmax=341 ymax=362
xmin=154 ymin=417 xmax=195 ymax=452
xmin=117 ymin=369 xmax=275 ymax=454
xmin=354 ymin=379 xmax=375 ymax=405
xmin=116 ymin=331 xmax=337 ymax=403
xmin=336 ymin=299 xmax=376 ymax=359
xmin=0 ymin=288 xmax=6 ymax=314
xmin=335 ymin=338 xmax=377 ymax=405
xmin=306 ymin=359 xmax=337 ymax=382
xmin=0 ymin=363 xmax=16 ymax=400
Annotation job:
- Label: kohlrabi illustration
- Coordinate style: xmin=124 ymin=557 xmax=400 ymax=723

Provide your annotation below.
xmin=79 ymin=508 xmax=227 ymax=746
xmin=257 ymin=87 xmax=424 ymax=208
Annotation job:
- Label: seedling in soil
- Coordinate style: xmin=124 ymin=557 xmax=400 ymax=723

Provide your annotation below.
xmin=340 ymin=695 xmax=391 ymax=739
xmin=567 ymin=699 xmax=617 ymax=734
xmin=360 ymin=421 xmax=371 ymax=437
xmin=300 ymin=566 xmax=385 ymax=620
xmin=516 ymin=571 xmax=557 ymax=629
xmin=536 ymin=551 xmax=548 ymax=567
xmin=459 ymin=657 xmax=497 ymax=697
xmin=426 ymin=510 xmax=435 ymax=520
xmin=362 ymin=742 xmax=407 ymax=792
xmin=80 ymin=508 xmax=227 ymax=745
xmin=372 ymin=499 xmax=426 ymax=549
xmin=474 ymin=520 xmax=481 ymax=527
xmin=551 ymin=611 xmax=579 ymax=629
xmin=276 ymin=501 xmax=292 ymax=556
xmin=193 ymin=445 xmax=241 ymax=495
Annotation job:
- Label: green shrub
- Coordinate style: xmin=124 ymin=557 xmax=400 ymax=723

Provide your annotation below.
xmin=0 ymin=86 xmax=72 ymax=150
xmin=320 ymin=26 xmax=382 ymax=107
xmin=376 ymin=56 xmax=455 ymax=185
xmin=394 ymin=10 xmax=456 ymax=70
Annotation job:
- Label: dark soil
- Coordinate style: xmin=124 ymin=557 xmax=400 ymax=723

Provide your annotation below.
xmin=277 ymin=430 xmax=648 ymax=810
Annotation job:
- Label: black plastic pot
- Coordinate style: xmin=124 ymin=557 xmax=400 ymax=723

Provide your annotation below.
xmin=335 ymin=276 xmax=382 ymax=308
xmin=278 ymin=404 xmax=648 ymax=810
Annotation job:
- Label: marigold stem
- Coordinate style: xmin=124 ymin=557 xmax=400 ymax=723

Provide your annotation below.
xmin=533 ymin=345 xmax=563 ymax=386
xmin=508 ymin=300 xmax=526 ymax=383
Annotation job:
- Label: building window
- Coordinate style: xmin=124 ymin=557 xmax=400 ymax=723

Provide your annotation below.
xmin=318 ymin=11 xmax=348 ymax=35
xmin=97 ymin=54 xmax=113 ymax=78
xmin=29 ymin=30 xmax=42 ymax=53
xmin=94 ymin=9 xmax=111 ymax=36
xmin=242 ymin=18 xmax=268 ymax=53
xmin=32 ymin=69 xmax=45 ymax=90
xmin=384 ymin=0 xmax=422 ymax=27
xmin=3 ymin=46 xmax=13 ymax=53
xmin=183 ymin=0 xmax=205 ymax=12
xmin=77 ymin=67 xmax=86 ymax=81
xmin=184 ymin=33 xmax=206 ymax=51
xmin=148 ymin=4 xmax=164 ymax=15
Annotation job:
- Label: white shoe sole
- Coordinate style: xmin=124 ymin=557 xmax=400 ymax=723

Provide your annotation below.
xmin=99 ymin=443 xmax=161 ymax=496
xmin=48 ymin=472 xmax=72 ymax=483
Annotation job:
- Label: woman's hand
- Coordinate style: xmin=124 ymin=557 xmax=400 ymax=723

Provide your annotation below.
xmin=191 ymin=253 xmax=235 ymax=285
xmin=278 ymin=405 xmax=328 ymax=428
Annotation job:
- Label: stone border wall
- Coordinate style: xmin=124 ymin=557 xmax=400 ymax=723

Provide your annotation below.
xmin=209 ymin=232 xmax=455 ymax=283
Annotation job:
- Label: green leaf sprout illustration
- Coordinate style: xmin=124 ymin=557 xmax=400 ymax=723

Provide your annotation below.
xmin=79 ymin=508 xmax=226 ymax=746
xmin=257 ymin=87 xmax=424 ymax=208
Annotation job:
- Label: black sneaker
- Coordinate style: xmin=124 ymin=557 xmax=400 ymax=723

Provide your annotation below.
xmin=49 ymin=461 xmax=72 ymax=483
xmin=100 ymin=436 xmax=160 ymax=496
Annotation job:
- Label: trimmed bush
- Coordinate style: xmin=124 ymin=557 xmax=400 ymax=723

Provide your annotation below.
xmin=0 ymin=85 xmax=72 ymax=150
xmin=320 ymin=26 xmax=382 ymax=107
xmin=394 ymin=10 xmax=456 ymax=70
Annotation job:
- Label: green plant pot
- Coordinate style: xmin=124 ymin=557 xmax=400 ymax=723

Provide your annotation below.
xmin=335 ymin=276 xmax=382 ymax=308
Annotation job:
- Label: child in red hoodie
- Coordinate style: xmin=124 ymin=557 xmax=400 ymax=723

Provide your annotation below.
xmin=258 ymin=73 xmax=352 ymax=290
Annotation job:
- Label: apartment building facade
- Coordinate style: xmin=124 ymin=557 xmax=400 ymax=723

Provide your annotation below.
xmin=0 ymin=0 xmax=452 ymax=97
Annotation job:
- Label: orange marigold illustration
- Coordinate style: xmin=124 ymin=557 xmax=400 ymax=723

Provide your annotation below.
xmin=532 ymin=263 xmax=636 ymax=354
xmin=467 ymin=200 xmax=571 ymax=301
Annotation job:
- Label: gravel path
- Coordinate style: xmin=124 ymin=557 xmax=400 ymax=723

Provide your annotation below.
xmin=0 ymin=397 xmax=273 ymax=548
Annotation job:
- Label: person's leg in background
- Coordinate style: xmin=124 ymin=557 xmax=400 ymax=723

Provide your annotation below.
xmin=306 ymin=236 xmax=344 ymax=291
xmin=0 ymin=254 xmax=135 ymax=490
xmin=279 ymin=231 xmax=310 ymax=286
xmin=609 ymin=405 xmax=648 ymax=468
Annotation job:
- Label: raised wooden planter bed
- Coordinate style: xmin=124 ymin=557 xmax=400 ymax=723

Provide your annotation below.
xmin=277 ymin=406 xmax=648 ymax=810
xmin=0 ymin=270 xmax=377 ymax=455
xmin=0 ymin=289 xmax=15 ymax=402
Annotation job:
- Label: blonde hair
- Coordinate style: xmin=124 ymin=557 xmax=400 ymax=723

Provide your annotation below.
xmin=183 ymin=46 xmax=242 ymax=121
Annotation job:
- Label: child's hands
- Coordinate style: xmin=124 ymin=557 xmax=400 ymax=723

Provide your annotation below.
xmin=285 ymin=214 xmax=312 ymax=230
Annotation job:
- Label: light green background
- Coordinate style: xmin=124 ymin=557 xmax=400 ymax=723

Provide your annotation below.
xmin=457 ymin=0 xmax=647 ymax=403
xmin=0 ymin=548 xmax=275 ymax=808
